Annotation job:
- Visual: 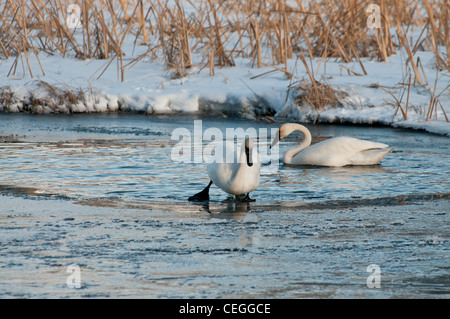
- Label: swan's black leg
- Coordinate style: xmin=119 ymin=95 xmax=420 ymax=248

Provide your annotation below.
xmin=240 ymin=193 xmax=256 ymax=202
xmin=188 ymin=180 xmax=213 ymax=202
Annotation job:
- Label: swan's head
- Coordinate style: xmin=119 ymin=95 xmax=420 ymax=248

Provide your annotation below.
xmin=271 ymin=123 xmax=309 ymax=148
xmin=245 ymin=137 xmax=254 ymax=149
xmin=244 ymin=137 xmax=255 ymax=167
xmin=270 ymin=123 xmax=290 ymax=148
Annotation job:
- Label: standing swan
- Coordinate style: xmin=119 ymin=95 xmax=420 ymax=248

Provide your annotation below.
xmin=271 ymin=123 xmax=393 ymax=167
xmin=189 ymin=137 xmax=261 ymax=201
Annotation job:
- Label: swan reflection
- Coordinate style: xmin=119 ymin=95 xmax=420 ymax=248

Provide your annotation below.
xmin=190 ymin=197 xmax=253 ymax=220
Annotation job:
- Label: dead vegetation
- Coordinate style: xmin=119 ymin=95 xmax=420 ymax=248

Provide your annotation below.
xmin=1 ymin=0 xmax=447 ymax=75
xmin=0 ymin=80 xmax=106 ymax=113
xmin=285 ymin=51 xmax=348 ymax=121
xmin=0 ymin=0 xmax=448 ymax=116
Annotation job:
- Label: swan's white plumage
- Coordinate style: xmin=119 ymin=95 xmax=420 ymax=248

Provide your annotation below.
xmin=207 ymin=138 xmax=261 ymax=195
xmin=273 ymin=123 xmax=393 ymax=167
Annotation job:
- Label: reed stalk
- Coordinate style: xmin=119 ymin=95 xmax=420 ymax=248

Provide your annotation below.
xmin=0 ymin=0 xmax=445 ymax=87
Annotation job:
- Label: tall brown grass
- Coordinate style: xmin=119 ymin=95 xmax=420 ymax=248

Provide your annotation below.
xmin=1 ymin=0 xmax=447 ymax=76
xmin=0 ymin=0 xmax=447 ymax=117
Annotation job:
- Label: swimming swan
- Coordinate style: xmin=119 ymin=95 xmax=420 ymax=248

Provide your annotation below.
xmin=189 ymin=137 xmax=261 ymax=201
xmin=271 ymin=123 xmax=393 ymax=167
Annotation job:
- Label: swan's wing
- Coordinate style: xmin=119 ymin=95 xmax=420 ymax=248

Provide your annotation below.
xmin=206 ymin=140 xmax=238 ymax=186
xmin=292 ymin=136 xmax=391 ymax=166
xmin=206 ymin=140 xmax=261 ymax=194
xmin=320 ymin=136 xmax=389 ymax=152
xmin=348 ymin=147 xmax=393 ymax=165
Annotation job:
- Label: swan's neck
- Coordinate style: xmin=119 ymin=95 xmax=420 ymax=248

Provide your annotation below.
xmin=229 ymin=142 xmax=251 ymax=183
xmin=231 ymin=142 xmax=249 ymax=170
xmin=284 ymin=125 xmax=312 ymax=164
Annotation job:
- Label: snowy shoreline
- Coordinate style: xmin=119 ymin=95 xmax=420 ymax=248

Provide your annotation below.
xmin=0 ymin=0 xmax=448 ymax=137
xmin=1 ymin=49 xmax=449 ymax=137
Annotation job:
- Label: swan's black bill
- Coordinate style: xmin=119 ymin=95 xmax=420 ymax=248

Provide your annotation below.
xmin=245 ymin=146 xmax=253 ymax=167
xmin=188 ymin=180 xmax=213 ymax=202
xmin=270 ymin=129 xmax=280 ymax=149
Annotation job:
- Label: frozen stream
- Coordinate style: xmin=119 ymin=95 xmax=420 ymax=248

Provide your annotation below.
xmin=0 ymin=113 xmax=448 ymax=298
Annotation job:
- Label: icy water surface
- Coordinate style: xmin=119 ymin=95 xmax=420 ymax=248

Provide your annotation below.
xmin=1 ymin=113 xmax=448 ymax=205
xmin=0 ymin=113 xmax=449 ymax=298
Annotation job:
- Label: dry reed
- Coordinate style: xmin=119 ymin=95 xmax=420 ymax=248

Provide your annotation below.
xmin=0 ymin=0 xmax=447 ymax=115
xmin=2 ymin=1 xmax=446 ymax=74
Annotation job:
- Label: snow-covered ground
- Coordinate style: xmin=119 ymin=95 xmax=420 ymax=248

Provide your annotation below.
xmin=0 ymin=30 xmax=448 ymax=136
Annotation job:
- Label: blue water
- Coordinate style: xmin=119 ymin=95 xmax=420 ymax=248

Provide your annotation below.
xmin=0 ymin=113 xmax=449 ymax=299
xmin=0 ymin=113 xmax=448 ymax=206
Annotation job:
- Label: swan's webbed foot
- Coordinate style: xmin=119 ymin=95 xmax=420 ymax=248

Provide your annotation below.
xmin=238 ymin=193 xmax=256 ymax=202
xmin=188 ymin=181 xmax=213 ymax=202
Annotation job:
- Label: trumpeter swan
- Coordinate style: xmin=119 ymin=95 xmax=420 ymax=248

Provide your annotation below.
xmin=189 ymin=137 xmax=261 ymax=202
xmin=271 ymin=123 xmax=393 ymax=167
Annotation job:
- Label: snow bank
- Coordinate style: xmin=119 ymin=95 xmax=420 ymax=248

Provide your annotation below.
xmin=0 ymin=47 xmax=448 ymax=136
